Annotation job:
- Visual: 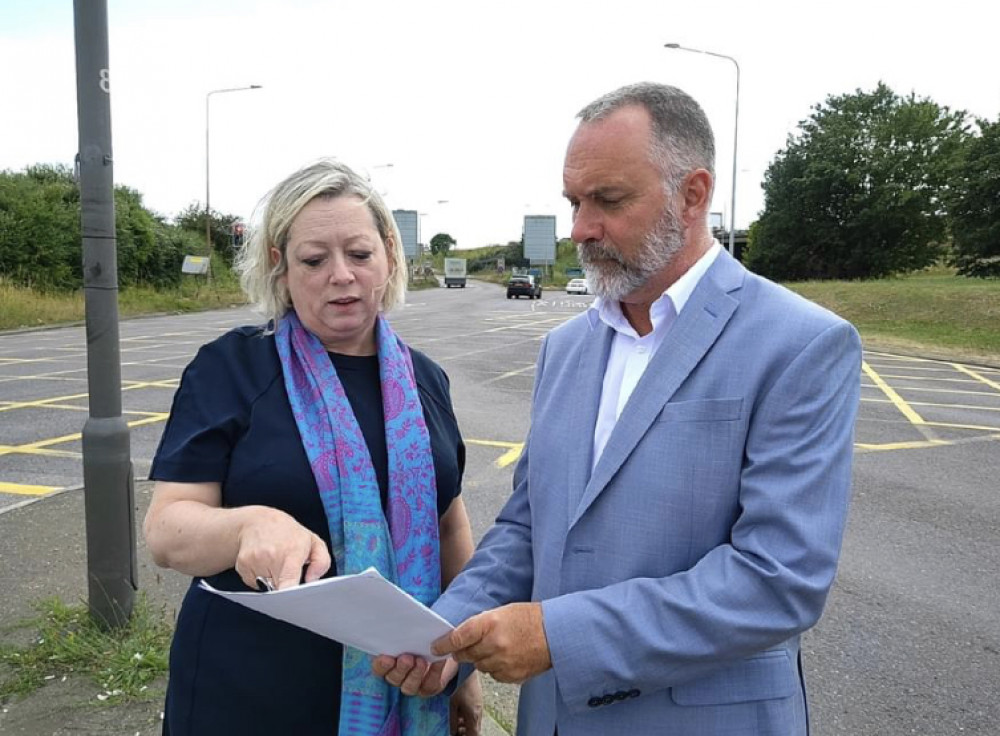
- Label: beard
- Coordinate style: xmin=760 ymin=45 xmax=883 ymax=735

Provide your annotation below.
xmin=577 ymin=204 xmax=685 ymax=301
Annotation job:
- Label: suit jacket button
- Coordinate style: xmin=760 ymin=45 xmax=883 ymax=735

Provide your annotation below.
xmin=587 ymin=697 xmax=602 ymax=708
xmin=601 ymin=694 xmax=616 ymax=706
xmin=628 ymin=688 xmax=641 ymax=698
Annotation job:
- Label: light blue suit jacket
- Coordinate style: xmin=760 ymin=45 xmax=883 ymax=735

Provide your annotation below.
xmin=435 ymin=250 xmax=862 ymax=736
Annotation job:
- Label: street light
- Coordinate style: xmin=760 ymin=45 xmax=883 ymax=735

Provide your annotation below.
xmin=664 ymin=43 xmax=740 ymax=256
xmin=370 ymin=163 xmax=394 ymax=196
xmin=205 ymin=85 xmax=262 ymax=277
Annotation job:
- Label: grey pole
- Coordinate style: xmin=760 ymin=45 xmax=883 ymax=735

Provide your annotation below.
xmin=73 ymin=0 xmax=137 ymax=627
xmin=664 ymin=43 xmax=741 ymax=256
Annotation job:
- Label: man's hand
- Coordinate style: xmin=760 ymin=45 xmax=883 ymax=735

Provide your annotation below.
xmin=432 ymin=602 xmax=552 ymax=684
xmin=371 ymin=653 xmax=458 ymax=697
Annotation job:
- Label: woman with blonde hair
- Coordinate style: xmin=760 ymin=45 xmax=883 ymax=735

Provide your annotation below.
xmin=145 ymin=158 xmax=481 ymax=735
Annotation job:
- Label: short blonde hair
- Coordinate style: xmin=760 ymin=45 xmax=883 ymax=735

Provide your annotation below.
xmin=236 ymin=158 xmax=406 ymax=326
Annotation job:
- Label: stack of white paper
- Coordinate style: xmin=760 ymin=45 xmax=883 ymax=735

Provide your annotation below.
xmin=200 ymin=567 xmax=454 ymax=660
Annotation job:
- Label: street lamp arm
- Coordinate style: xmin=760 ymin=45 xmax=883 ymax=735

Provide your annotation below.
xmin=665 ymin=43 xmax=739 ymax=72
xmin=664 ymin=43 xmax=740 ymax=256
xmin=208 ymin=84 xmax=263 ymax=100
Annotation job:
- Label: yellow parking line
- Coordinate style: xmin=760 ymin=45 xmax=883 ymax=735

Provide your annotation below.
xmin=122 ymin=379 xmax=180 ymax=389
xmin=0 ymin=482 xmax=59 ymax=496
xmin=856 ymin=439 xmax=950 ymax=452
xmin=863 ymin=364 xmax=957 ymax=374
xmin=868 ymin=373 xmax=981 ymax=385
xmin=862 ymin=397 xmax=1000 ymax=414
xmin=870 ymin=385 xmax=1000 ymax=398
xmin=0 ymin=357 xmax=59 ymax=365
xmin=952 ymin=363 xmax=1000 ymax=392
xmin=0 ymin=413 xmax=169 ymax=457
xmin=466 ymin=439 xmax=524 ymax=468
xmin=0 ymin=379 xmax=178 ymax=413
xmin=862 ymin=361 xmax=925 ymax=425
xmin=0 ymin=402 xmax=167 ymax=417
xmin=0 ymin=374 xmax=88 ymax=384
xmin=127 ymin=414 xmax=170 ymax=428
xmin=865 ymin=352 xmax=934 ymax=363
xmin=858 ymin=401 xmax=1000 ymax=432
xmin=923 ymin=420 xmax=1000 ymax=432
xmin=0 ymin=445 xmax=80 ymax=458
xmin=0 ymin=391 xmax=90 ymax=412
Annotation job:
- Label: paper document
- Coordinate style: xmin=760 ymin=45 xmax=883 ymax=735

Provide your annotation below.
xmin=200 ymin=567 xmax=453 ymax=660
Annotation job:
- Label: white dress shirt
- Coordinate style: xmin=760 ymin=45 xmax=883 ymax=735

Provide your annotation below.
xmin=589 ymin=241 xmax=722 ymax=471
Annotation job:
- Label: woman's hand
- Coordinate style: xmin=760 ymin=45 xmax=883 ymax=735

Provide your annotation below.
xmin=371 ymin=654 xmax=458 ymax=697
xmin=450 ymin=671 xmax=483 ymax=736
xmin=234 ymin=507 xmax=331 ymax=590
xmin=144 ymin=481 xmax=330 ymax=586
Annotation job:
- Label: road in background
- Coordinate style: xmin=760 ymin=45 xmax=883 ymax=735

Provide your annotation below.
xmin=1 ymin=279 xmax=998 ymax=733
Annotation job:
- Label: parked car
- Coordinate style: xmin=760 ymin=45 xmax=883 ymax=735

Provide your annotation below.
xmin=566 ymin=278 xmax=589 ymax=295
xmin=506 ymin=275 xmax=542 ymax=299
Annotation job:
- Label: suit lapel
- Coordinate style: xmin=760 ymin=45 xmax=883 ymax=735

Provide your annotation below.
xmin=569 ymin=251 xmax=745 ymax=528
xmin=565 ymin=321 xmax=615 ymax=519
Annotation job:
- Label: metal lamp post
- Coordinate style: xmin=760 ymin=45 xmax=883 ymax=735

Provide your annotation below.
xmin=664 ymin=43 xmax=740 ymax=256
xmin=419 ymin=201 xmax=450 ymax=275
xmin=370 ymin=163 xmax=394 ymax=196
xmin=205 ymin=85 xmax=262 ymax=277
xmin=74 ymin=0 xmax=137 ymax=627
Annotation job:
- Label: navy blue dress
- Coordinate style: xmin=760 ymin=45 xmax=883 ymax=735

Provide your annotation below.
xmin=149 ymin=326 xmax=464 ymax=735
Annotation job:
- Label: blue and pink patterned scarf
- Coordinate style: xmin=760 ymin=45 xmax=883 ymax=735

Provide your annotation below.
xmin=276 ymin=311 xmax=448 ymax=736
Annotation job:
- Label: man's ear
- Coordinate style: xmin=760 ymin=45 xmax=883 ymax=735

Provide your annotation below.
xmin=680 ymin=169 xmax=714 ymax=227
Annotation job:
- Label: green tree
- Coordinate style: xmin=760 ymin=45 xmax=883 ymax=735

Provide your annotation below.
xmin=0 ymin=164 xmax=198 ymax=290
xmin=174 ymin=203 xmax=244 ymax=266
xmin=947 ymin=119 xmax=1000 ymax=278
xmin=0 ymin=165 xmax=82 ymax=289
xmin=748 ymin=82 xmax=969 ymax=280
xmin=429 ymin=232 xmax=456 ymax=256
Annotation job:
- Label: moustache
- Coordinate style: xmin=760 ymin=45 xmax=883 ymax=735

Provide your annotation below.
xmin=577 ymin=240 xmax=626 ymax=265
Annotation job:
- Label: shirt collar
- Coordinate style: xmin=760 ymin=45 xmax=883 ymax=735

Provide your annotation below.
xmin=586 ymin=240 xmax=723 ymax=332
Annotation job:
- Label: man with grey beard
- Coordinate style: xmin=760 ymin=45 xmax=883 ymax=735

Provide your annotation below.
xmin=375 ymin=82 xmax=862 ymax=736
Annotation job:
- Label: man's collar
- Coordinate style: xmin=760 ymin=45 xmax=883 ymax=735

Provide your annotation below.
xmin=586 ymin=240 xmax=723 ymax=330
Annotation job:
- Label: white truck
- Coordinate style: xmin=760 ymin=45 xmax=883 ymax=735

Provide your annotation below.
xmin=443 ymin=257 xmax=467 ymax=288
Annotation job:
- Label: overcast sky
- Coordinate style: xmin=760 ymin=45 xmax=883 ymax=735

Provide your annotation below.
xmin=3 ymin=0 xmax=998 ymax=249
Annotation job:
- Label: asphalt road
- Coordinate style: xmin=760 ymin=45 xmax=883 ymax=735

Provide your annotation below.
xmin=1 ymin=279 xmax=998 ymax=734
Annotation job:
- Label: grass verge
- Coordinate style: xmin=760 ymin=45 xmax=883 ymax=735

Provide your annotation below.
xmin=0 ymin=595 xmax=171 ymax=705
xmin=786 ymin=266 xmax=1000 ymax=359
xmin=0 ymin=266 xmax=246 ymax=332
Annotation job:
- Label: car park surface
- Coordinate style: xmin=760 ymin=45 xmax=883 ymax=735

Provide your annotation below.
xmin=2 ymin=281 xmax=999 ymax=735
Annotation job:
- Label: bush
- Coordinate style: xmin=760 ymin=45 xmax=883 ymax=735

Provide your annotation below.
xmin=0 ymin=166 xmax=218 ymax=291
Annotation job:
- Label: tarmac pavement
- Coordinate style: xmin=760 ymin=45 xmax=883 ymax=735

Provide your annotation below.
xmin=0 ymin=480 xmax=511 ymax=736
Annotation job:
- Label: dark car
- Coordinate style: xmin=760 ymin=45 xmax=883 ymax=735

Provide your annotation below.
xmin=506 ymin=275 xmax=542 ymax=299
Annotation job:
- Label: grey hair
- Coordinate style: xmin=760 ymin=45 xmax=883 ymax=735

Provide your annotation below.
xmin=577 ymin=82 xmax=716 ymax=192
xmin=235 ymin=158 xmax=406 ymax=326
